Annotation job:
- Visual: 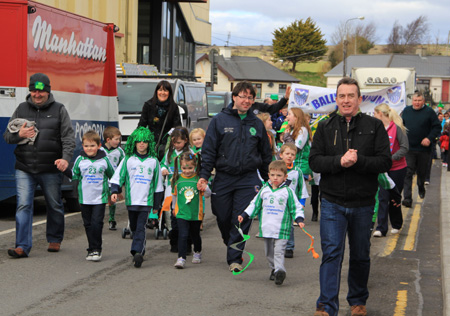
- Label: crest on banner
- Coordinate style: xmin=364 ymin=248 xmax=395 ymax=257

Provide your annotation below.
xmin=294 ymin=88 xmax=309 ymax=106
xmin=386 ymin=86 xmax=402 ymax=105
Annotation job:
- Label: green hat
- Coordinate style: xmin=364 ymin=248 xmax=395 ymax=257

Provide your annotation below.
xmin=124 ymin=127 xmax=156 ymax=157
xmin=270 ymin=94 xmax=278 ymax=101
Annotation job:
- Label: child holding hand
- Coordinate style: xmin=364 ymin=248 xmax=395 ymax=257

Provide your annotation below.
xmin=171 ymin=152 xmax=211 ymax=268
xmin=238 ymin=160 xmax=305 ymax=285
xmin=67 ymin=131 xmax=115 ymax=261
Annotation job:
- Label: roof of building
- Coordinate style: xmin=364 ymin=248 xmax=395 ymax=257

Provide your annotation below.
xmin=326 ymin=54 xmax=450 ymax=78
xmin=197 ymin=53 xmax=299 ymax=83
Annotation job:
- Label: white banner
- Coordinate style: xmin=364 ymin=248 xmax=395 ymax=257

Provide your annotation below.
xmin=288 ymin=82 xmax=406 ymax=115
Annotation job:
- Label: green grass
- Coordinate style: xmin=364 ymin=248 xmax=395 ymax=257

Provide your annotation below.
xmin=292 ymin=71 xmax=327 ymax=87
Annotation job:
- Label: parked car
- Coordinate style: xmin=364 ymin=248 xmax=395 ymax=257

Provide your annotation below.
xmin=207 ymin=91 xmax=232 ymax=116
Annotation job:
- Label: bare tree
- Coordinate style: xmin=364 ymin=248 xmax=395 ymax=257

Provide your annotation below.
xmin=328 ymin=20 xmax=377 ymax=66
xmin=386 ymin=16 xmax=429 ymax=53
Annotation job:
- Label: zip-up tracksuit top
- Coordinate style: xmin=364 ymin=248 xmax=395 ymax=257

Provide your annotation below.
xmin=200 ymin=105 xmax=272 ymax=181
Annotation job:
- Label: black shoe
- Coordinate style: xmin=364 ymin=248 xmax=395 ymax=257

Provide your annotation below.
xmin=274 ymin=270 xmax=286 ymax=285
xmin=8 ymin=247 xmax=28 ymax=258
xmin=133 ymin=253 xmax=144 ymax=268
xmin=109 ymin=221 xmax=117 ymax=231
xmin=269 ymin=269 xmax=275 ymax=281
xmin=170 ymin=245 xmax=178 ymax=253
xmin=311 ymin=213 xmax=318 ymax=222
xmin=284 ymin=249 xmax=294 ymax=258
xmin=419 ymin=189 xmax=425 ymax=199
xmin=402 ymin=199 xmax=412 ymax=208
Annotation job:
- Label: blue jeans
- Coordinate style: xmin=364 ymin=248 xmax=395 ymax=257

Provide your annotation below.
xmin=177 ymin=219 xmax=202 ymax=259
xmin=15 ymin=170 xmax=65 ymax=255
xmin=317 ymin=199 xmax=374 ymax=316
xmin=128 ymin=210 xmax=149 ymax=255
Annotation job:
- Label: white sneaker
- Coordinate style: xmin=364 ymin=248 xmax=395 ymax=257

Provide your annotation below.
xmin=229 ymin=262 xmax=243 ymax=272
xmin=373 ymin=230 xmax=383 ymax=237
xmin=86 ymin=251 xmax=94 ymax=261
xmin=91 ymin=251 xmax=102 ymax=262
xmin=174 ymin=257 xmax=186 ymax=269
xmin=424 ymin=181 xmax=430 ymax=185
xmin=192 ymin=252 xmax=202 ymax=264
xmin=391 ymin=228 xmax=400 ymax=234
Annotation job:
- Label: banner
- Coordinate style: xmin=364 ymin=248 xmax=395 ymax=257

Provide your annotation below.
xmin=288 ymin=82 xmax=406 ymax=115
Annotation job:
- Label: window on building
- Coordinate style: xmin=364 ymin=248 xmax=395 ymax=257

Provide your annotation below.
xmin=254 ymin=83 xmax=262 ymax=100
xmin=279 ymin=84 xmax=287 ymax=95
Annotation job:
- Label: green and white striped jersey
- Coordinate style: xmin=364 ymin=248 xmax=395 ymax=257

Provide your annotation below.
xmin=110 ymin=155 xmax=164 ymax=207
xmin=243 ymin=183 xmax=304 ymax=240
xmin=72 ymin=155 xmax=115 ymax=205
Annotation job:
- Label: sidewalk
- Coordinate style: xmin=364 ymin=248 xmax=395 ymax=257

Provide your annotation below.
xmin=440 ymin=166 xmax=450 ymax=315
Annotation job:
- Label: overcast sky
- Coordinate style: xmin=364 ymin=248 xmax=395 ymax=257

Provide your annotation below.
xmin=210 ymin=0 xmax=450 ymax=47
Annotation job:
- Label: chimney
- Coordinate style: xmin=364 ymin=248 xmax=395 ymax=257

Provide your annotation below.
xmin=416 ymin=46 xmax=427 ymax=57
xmin=220 ymin=46 xmax=232 ymax=58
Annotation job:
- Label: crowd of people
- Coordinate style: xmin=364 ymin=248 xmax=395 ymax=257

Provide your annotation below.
xmin=3 ymin=73 xmax=448 ymax=316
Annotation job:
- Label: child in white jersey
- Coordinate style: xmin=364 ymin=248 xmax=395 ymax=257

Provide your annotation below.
xmin=110 ymin=127 xmax=164 ymax=268
xmin=279 ymin=143 xmax=309 ymax=259
xmin=67 ymin=131 xmax=115 ymax=262
xmin=238 ymin=160 xmax=305 ymax=285
xmin=100 ymin=126 xmax=125 ymax=231
xmin=160 ymin=127 xmax=193 ymax=252
xmin=171 ymin=152 xmax=211 ymax=268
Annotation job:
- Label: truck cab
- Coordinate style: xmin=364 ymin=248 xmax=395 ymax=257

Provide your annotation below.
xmin=117 ymin=76 xmax=210 ymax=140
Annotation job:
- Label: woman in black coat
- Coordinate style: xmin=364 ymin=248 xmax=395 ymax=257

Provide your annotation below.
xmin=138 ymin=80 xmax=181 ymax=158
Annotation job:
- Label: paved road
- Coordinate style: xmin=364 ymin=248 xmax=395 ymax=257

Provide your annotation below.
xmin=0 ymin=161 xmax=445 ymax=316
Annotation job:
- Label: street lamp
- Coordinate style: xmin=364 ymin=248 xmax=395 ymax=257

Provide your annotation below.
xmin=343 ymin=16 xmax=364 ymax=77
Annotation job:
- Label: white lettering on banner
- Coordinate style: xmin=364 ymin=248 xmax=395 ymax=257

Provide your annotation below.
xmin=32 ymin=16 xmax=107 ymax=62
xmin=75 ymin=122 xmax=106 ymax=142
xmin=289 ymin=82 xmax=406 ymax=115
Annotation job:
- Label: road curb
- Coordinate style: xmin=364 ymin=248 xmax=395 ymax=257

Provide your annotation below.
xmin=440 ymin=167 xmax=450 ymax=316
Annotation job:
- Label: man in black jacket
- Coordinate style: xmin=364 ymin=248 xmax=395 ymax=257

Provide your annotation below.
xmin=197 ymin=81 xmax=272 ymax=273
xmin=309 ymin=77 xmax=392 ymax=316
xmin=3 ymin=73 xmax=75 ymax=258
xmin=250 ymin=86 xmax=291 ymax=116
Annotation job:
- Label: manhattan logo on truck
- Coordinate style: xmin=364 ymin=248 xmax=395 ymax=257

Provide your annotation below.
xmin=32 ymin=15 xmax=107 ymax=62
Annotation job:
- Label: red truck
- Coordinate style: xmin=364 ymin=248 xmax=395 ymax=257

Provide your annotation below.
xmin=0 ymin=0 xmax=119 ymax=204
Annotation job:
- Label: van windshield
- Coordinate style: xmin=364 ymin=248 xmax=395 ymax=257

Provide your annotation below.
xmin=117 ymin=81 xmax=175 ymax=113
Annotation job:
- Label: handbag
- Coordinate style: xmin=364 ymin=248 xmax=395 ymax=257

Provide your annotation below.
xmin=155 ymin=112 xmax=169 ymax=160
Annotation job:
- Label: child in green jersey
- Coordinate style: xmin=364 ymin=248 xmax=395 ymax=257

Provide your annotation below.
xmin=171 ymin=152 xmax=210 ymax=268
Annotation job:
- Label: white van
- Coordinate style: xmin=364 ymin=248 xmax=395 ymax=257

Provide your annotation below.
xmin=117 ymin=76 xmax=210 ymax=140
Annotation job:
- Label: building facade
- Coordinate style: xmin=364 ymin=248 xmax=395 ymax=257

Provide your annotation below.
xmin=33 ymin=0 xmax=211 ymax=76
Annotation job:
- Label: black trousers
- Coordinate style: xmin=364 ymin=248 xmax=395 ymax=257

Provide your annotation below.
xmin=81 ymin=204 xmax=106 ymax=251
